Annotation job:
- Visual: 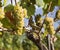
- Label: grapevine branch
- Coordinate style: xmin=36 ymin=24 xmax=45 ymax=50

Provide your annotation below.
xmin=0 ymin=28 xmax=14 ymax=32
xmin=26 ymin=16 xmax=49 ymax=50
xmin=26 ymin=30 xmax=48 ymax=50
xmin=39 ymin=1 xmax=53 ymax=33
xmin=26 ymin=1 xmax=53 ymax=49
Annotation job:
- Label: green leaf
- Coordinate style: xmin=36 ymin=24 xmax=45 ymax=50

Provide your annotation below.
xmin=4 ymin=4 xmax=14 ymax=12
xmin=0 ymin=0 xmax=2 ymax=7
xmin=20 ymin=0 xmax=36 ymax=5
xmin=26 ymin=4 xmax=35 ymax=18
xmin=36 ymin=0 xmax=45 ymax=7
xmin=43 ymin=0 xmax=51 ymax=3
xmin=0 ymin=38 xmax=4 ymax=48
xmin=1 ymin=17 xmax=14 ymax=29
xmin=58 ymin=0 xmax=60 ymax=6
xmin=2 ymin=33 xmax=13 ymax=49
xmin=43 ymin=0 xmax=58 ymax=14
xmin=22 ymin=4 xmax=35 ymax=18
xmin=4 ymin=0 xmax=7 ymax=6
xmin=20 ymin=0 xmax=35 ymax=18
xmin=54 ymin=34 xmax=60 ymax=50
xmin=30 ymin=0 xmax=36 ymax=4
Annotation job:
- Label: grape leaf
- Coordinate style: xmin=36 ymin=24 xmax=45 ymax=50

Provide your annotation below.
xmin=20 ymin=0 xmax=36 ymax=5
xmin=1 ymin=17 xmax=14 ymax=29
xmin=43 ymin=0 xmax=58 ymax=14
xmin=26 ymin=4 xmax=35 ymax=18
xmin=43 ymin=0 xmax=51 ymax=3
xmin=30 ymin=0 xmax=36 ymax=4
xmin=36 ymin=0 xmax=45 ymax=8
xmin=4 ymin=4 xmax=14 ymax=12
xmin=58 ymin=0 xmax=60 ymax=6
xmin=4 ymin=0 xmax=7 ymax=6
xmin=0 ymin=0 xmax=2 ymax=7
xmin=20 ymin=0 xmax=35 ymax=18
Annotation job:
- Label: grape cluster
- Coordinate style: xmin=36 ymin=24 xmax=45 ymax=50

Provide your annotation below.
xmin=13 ymin=4 xmax=27 ymax=35
xmin=56 ymin=10 xmax=60 ymax=19
xmin=44 ymin=17 xmax=55 ymax=35
xmin=0 ymin=8 xmax=5 ymax=19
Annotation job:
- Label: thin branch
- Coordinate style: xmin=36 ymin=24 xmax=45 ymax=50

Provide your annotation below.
xmin=11 ymin=0 xmax=13 ymax=4
xmin=47 ymin=1 xmax=52 ymax=13
xmin=0 ymin=27 xmax=15 ymax=32
xmin=25 ymin=1 xmax=53 ymax=49
xmin=51 ymin=38 xmax=55 ymax=50
xmin=15 ymin=0 xmax=17 ymax=5
xmin=47 ymin=34 xmax=51 ymax=50
xmin=39 ymin=1 xmax=52 ymax=33
xmin=54 ymin=17 xmax=57 ymax=22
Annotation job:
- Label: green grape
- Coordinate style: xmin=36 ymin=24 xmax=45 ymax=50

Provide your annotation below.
xmin=23 ymin=8 xmax=27 ymax=18
xmin=0 ymin=8 xmax=5 ymax=19
xmin=56 ymin=10 xmax=60 ymax=19
xmin=0 ymin=32 xmax=2 ymax=35
xmin=44 ymin=17 xmax=55 ymax=35
xmin=45 ymin=17 xmax=54 ymax=25
xmin=49 ymin=25 xmax=55 ymax=35
xmin=13 ymin=4 xmax=27 ymax=35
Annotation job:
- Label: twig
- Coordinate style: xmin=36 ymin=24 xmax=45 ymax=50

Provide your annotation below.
xmin=47 ymin=1 xmax=52 ymax=12
xmin=47 ymin=34 xmax=51 ymax=50
xmin=39 ymin=1 xmax=52 ymax=33
xmin=0 ymin=27 xmax=15 ymax=32
xmin=11 ymin=0 xmax=12 ymax=4
xmin=40 ymin=1 xmax=52 ymax=30
xmin=51 ymin=37 xmax=55 ymax=50
xmin=15 ymin=0 xmax=17 ymax=5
